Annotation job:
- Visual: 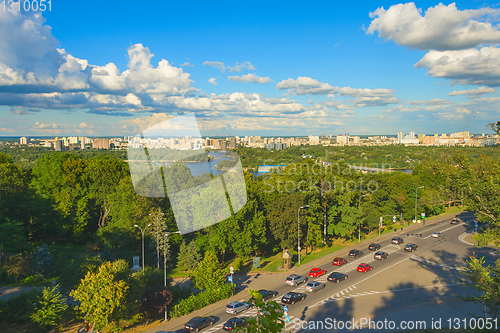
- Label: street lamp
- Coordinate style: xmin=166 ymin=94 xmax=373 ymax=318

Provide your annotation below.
xmin=149 ymin=212 xmax=164 ymax=269
xmin=164 ymin=231 xmax=180 ymax=321
xmin=134 ymin=223 xmax=152 ymax=274
xmin=358 ymin=194 xmax=368 ymax=242
xmin=297 ymin=205 xmax=309 ymax=265
xmin=415 ymin=186 xmax=424 ymax=223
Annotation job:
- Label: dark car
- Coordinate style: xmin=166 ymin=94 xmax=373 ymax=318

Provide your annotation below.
xmin=348 ymin=249 xmax=364 ymax=259
xmin=391 ymin=237 xmax=404 ymax=245
xmin=184 ymin=316 xmax=214 ymax=332
xmin=374 ymin=251 xmax=388 ymax=260
xmin=450 ymin=218 xmax=459 ymax=224
xmin=222 ymin=317 xmax=248 ymax=331
xmin=281 ymin=292 xmax=307 ymax=305
xmin=258 ymin=289 xmax=279 ymax=302
xmin=327 ymin=272 xmax=348 ymax=283
xmin=404 ymin=244 xmax=418 ymax=252
xmin=368 ymin=243 xmax=381 ymax=251
xmin=332 ymin=257 xmax=347 ymax=266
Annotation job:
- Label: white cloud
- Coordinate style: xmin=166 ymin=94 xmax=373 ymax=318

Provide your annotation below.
xmin=181 ymin=62 xmax=194 ymax=67
xmin=367 ymin=3 xmax=500 ymax=51
xmin=276 ymin=76 xmax=338 ymax=95
xmin=228 ymin=73 xmax=272 ymax=83
xmin=415 ymin=47 xmax=500 ymax=86
xmin=203 ymin=61 xmax=226 ymax=72
xmin=406 ymin=98 xmax=453 ymax=106
xmin=448 ymin=86 xmax=496 ymax=98
xmin=228 ymin=61 xmax=256 ymax=72
xmin=209 ymin=77 xmax=217 ymax=85
xmin=338 ymin=87 xmax=394 ymax=97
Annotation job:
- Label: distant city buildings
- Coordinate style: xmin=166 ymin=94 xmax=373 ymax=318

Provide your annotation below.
xmin=20 ymin=136 xmax=30 ymax=145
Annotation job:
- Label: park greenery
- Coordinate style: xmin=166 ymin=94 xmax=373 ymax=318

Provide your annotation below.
xmin=0 ymin=137 xmax=499 ymax=331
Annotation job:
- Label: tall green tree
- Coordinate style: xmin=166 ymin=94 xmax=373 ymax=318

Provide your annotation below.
xmin=192 ymin=251 xmax=225 ymax=290
xmin=177 ymin=240 xmax=202 ymax=271
xmin=267 ymin=194 xmax=305 ymax=250
xmin=70 ymin=260 xmax=129 ymax=332
xmin=30 ymin=284 xmax=68 ymax=329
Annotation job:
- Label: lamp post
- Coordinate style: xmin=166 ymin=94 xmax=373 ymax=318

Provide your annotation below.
xmin=149 ymin=212 xmax=164 ymax=269
xmin=297 ymin=205 xmax=309 ymax=265
xmin=358 ymin=194 xmax=368 ymax=242
xmin=134 ymin=223 xmax=151 ymax=274
xmin=164 ymin=231 xmax=180 ymax=321
xmin=415 ymin=186 xmax=424 ymax=223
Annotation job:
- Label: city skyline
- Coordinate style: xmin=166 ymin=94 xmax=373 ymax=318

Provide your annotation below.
xmin=1 ymin=1 xmax=500 ymax=136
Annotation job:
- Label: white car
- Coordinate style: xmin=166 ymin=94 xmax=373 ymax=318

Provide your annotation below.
xmin=305 ymin=281 xmax=326 ymax=293
xmin=285 ymin=274 xmax=306 ymax=286
xmin=225 ymin=301 xmax=250 ymax=314
xmin=431 ymin=232 xmax=441 ymax=238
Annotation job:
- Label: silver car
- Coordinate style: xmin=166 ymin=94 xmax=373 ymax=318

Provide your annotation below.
xmin=285 ymin=274 xmax=306 ymax=286
xmin=304 ymin=281 xmax=326 ymax=293
xmin=431 ymin=231 xmax=441 ymax=238
xmin=225 ymin=301 xmax=250 ymax=314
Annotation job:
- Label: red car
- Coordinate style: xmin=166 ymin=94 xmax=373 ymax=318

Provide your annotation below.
xmin=357 ymin=263 xmax=373 ymax=273
xmin=308 ymin=268 xmax=327 ymax=278
xmin=332 ymin=257 xmax=347 ymax=266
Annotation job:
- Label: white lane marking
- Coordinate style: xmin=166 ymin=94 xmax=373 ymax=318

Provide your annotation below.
xmin=458 ymin=232 xmax=474 ymax=245
xmin=309 ymin=256 xmax=411 ymax=309
xmin=410 ymin=255 xmax=465 ymax=271
xmin=424 ymin=222 xmax=466 ymax=239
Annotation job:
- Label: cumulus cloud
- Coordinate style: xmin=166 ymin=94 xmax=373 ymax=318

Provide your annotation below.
xmin=338 ymin=87 xmax=394 ymax=97
xmin=406 ymin=98 xmax=453 ymax=106
xmin=367 ymin=3 xmax=500 ymax=51
xmin=415 ymin=47 xmax=500 ymax=86
xmin=228 ymin=61 xmax=256 ymax=72
xmin=276 ymin=76 xmax=338 ymax=95
xmin=209 ymin=77 xmax=217 ymax=85
xmin=448 ymin=86 xmax=496 ymax=98
xmin=203 ymin=61 xmax=226 ymax=72
xmin=228 ymin=73 xmax=272 ymax=84
xmin=181 ymin=62 xmax=194 ymax=67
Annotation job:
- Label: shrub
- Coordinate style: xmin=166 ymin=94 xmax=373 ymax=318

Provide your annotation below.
xmin=0 ymin=288 xmax=42 ymax=324
xmin=30 ymin=284 xmax=68 ymax=329
xmin=170 ymin=283 xmax=233 ymax=318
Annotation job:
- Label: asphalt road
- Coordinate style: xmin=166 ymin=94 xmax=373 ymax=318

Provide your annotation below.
xmin=151 ymin=211 xmax=499 ymax=333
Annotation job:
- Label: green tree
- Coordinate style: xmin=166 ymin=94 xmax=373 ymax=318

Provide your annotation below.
xmin=177 ymin=240 xmax=202 ymax=271
xmin=267 ymin=194 xmax=305 ymax=250
xmin=30 ymin=284 xmax=68 ymax=329
xmin=236 ymin=289 xmax=285 ymax=333
xmin=34 ymin=243 xmax=53 ymax=279
xmin=460 ymin=256 xmax=500 ymax=318
xmin=488 ymin=121 xmax=500 ymax=136
xmin=4 ymin=253 xmax=32 ymax=284
xmin=70 ymin=260 xmax=129 ymax=332
xmin=192 ymin=251 xmax=225 ymax=290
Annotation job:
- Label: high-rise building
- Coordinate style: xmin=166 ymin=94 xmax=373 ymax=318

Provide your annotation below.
xmin=92 ymin=138 xmax=110 ymax=149
xmin=20 ymin=137 xmax=29 ymax=145
xmin=81 ymin=140 xmax=86 ymax=150
xmin=220 ymin=140 xmax=227 ymax=150
xmin=54 ymin=140 xmax=62 ymax=151
xmin=336 ymin=134 xmax=349 ymax=145
xmin=397 ymin=132 xmax=403 ymax=143
xmin=229 ymin=137 xmax=236 ymax=149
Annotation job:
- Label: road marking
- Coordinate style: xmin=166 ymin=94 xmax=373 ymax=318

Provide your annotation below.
xmin=410 ymin=255 xmax=465 ymax=271
xmin=458 ymin=231 xmax=474 ymax=245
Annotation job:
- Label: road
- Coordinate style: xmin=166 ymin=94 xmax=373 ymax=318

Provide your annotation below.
xmin=150 ymin=211 xmax=498 ymax=332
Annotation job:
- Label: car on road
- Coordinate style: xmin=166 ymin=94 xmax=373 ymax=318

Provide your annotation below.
xmin=451 ymin=218 xmax=459 ymax=224
xmin=374 ymin=251 xmax=388 ymax=260
xmin=281 ymin=292 xmax=307 ymax=305
xmin=183 ymin=316 xmax=215 ymax=332
xmin=332 ymin=257 xmax=347 ymax=266
xmin=368 ymin=243 xmax=381 ymax=251
xmin=348 ymin=249 xmax=364 ymax=259
xmin=327 ymin=272 xmax=348 ymax=283
xmin=308 ymin=268 xmax=327 ymax=278
xmin=404 ymin=244 xmax=418 ymax=252
xmin=258 ymin=303 xmax=284 ymax=316
xmin=225 ymin=301 xmax=250 ymax=314
xmin=257 ymin=289 xmax=278 ymax=302
xmin=305 ymin=281 xmax=326 ymax=293
xmin=222 ymin=317 xmax=248 ymax=331
xmin=391 ymin=237 xmax=404 ymax=244
xmin=431 ymin=231 xmax=441 ymax=238
xmin=357 ymin=263 xmax=373 ymax=273
xmin=285 ymin=274 xmax=306 ymax=286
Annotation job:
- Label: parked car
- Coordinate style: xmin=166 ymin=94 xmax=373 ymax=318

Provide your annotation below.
xmin=404 ymin=244 xmax=418 ymax=252
xmin=368 ymin=243 xmax=381 ymax=251
xmin=225 ymin=301 xmax=250 ymax=315
xmin=183 ymin=316 xmax=215 ymax=332
xmin=258 ymin=303 xmax=284 ymax=316
xmin=332 ymin=257 xmax=347 ymax=266
xmin=257 ymin=289 xmax=278 ymax=302
xmin=305 ymin=281 xmax=326 ymax=293
xmin=450 ymin=218 xmax=459 ymax=224
xmin=222 ymin=317 xmax=248 ymax=331
xmin=281 ymin=292 xmax=307 ymax=305
xmin=348 ymin=249 xmax=364 ymax=259
xmin=327 ymin=272 xmax=348 ymax=283
xmin=357 ymin=263 xmax=373 ymax=273
xmin=374 ymin=251 xmax=388 ymax=260
xmin=391 ymin=237 xmax=404 ymax=244
xmin=285 ymin=274 xmax=306 ymax=286
xmin=431 ymin=231 xmax=441 ymax=238
xmin=308 ymin=268 xmax=327 ymax=278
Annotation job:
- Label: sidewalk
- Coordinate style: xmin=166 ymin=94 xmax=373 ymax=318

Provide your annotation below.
xmin=143 ymin=210 xmax=469 ymax=333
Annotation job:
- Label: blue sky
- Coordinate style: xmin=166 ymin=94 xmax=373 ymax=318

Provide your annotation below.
xmin=1 ymin=0 xmax=500 ymax=137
